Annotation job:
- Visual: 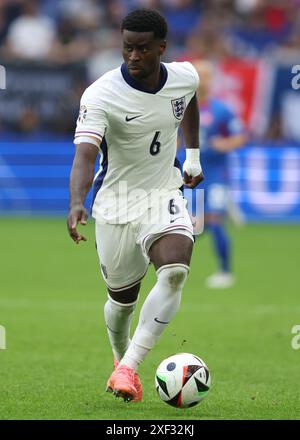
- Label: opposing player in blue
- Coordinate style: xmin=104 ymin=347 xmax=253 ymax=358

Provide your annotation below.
xmin=179 ymin=60 xmax=247 ymax=288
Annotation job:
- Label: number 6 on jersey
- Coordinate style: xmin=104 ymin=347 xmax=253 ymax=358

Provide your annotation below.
xmin=150 ymin=131 xmax=161 ymax=156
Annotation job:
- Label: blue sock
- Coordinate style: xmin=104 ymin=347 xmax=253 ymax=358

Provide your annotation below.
xmin=208 ymin=223 xmax=231 ymax=273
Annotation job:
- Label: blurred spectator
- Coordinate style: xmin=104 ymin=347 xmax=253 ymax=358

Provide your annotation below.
xmin=234 ymin=0 xmax=260 ymax=15
xmin=105 ymin=0 xmax=128 ymax=29
xmin=0 ymin=0 xmax=23 ymax=45
xmin=0 ymin=0 xmax=299 ymax=140
xmin=16 ymin=108 xmax=40 ymax=134
xmin=47 ymin=16 xmax=94 ymax=64
xmin=58 ymin=0 xmax=104 ymax=32
xmin=180 ymin=17 xmax=232 ymax=61
xmin=229 ymin=0 xmax=293 ymax=54
xmin=87 ymin=28 xmax=123 ymax=82
xmin=162 ymin=0 xmax=201 ymax=46
xmin=0 ymin=4 xmax=6 ymax=43
xmin=3 ymin=0 xmax=56 ymax=60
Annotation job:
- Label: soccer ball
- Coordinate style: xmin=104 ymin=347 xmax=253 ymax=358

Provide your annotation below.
xmin=155 ymin=353 xmax=211 ymax=408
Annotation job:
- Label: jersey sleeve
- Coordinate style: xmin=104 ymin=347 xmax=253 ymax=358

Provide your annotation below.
xmin=74 ymin=85 xmax=109 ymax=145
xmin=181 ymin=61 xmax=200 ymax=93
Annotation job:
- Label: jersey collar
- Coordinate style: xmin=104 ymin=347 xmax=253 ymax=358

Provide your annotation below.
xmin=121 ymin=63 xmax=168 ymax=94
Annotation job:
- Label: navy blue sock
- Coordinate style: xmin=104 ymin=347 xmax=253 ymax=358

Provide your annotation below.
xmin=208 ymin=223 xmax=231 ymax=273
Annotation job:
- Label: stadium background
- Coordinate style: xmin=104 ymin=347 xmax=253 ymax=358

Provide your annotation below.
xmin=0 ymin=0 xmax=299 ymax=420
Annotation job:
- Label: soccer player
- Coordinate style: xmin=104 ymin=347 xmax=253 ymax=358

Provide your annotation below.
xmin=190 ymin=60 xmax=247 ymax=289
xmin=67 ymin=9 xmax=204 ymax=402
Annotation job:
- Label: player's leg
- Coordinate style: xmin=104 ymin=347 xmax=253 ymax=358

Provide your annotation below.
xmin=95 ymin=221 xmax=148 ymax=401
xmin=118 ymin=193 xmax=194 ymax=374
xmin=118 ymin=233 xmax=193 ymax=373
xmin=104 ymin=284 xmax=140 ymax=364
xmin=203 ymin=184 xmax=235 ymax=288
xmin=96 ymin=221 xmax=147 ymax=361
xmin=104 ymin=283 xmax=143 ymax=402
xmin=110 ymin=193 xmax=194 ymax=401
xmin=206 ymin=212 xmax=231 ymax=273
xmin=149 ymin=232 xmax=193 ymax=270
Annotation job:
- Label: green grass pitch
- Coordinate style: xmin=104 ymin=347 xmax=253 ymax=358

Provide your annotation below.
xmin=0 ymin=218 xmax=299 ymax=420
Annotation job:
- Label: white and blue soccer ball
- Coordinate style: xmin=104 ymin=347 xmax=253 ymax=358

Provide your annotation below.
xmin=155 ymin=353 xmax=211 ymax=408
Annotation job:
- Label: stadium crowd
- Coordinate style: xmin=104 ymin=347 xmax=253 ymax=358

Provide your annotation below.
xmin=1 ymin=0 xmax=299 ymax=62
xmin=0 ymin=0 xmax=299 ymax=138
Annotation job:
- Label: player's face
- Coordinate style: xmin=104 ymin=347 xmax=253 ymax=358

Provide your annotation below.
xmin=122 ymin=30 xmax=166 ymax=80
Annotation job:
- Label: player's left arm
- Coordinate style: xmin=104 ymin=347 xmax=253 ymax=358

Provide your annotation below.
xmin=180 ymin=93 xmax=204 ymax=189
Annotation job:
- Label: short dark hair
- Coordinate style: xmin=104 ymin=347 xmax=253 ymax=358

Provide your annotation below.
xmin=121 ymin=9 xmax=168 ymax=40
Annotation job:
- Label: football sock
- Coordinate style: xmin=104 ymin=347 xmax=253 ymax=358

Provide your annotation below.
xmin=208 ymin=223 xmax=230 ymax=273
xmin=104 ymin=295 xmax=137 ymax=362
xmin=119 ymin=264 xmax=189 ymax=371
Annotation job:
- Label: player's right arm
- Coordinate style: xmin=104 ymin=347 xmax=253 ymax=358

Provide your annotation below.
xmin=68 ymin=82 xmax=109 ymax=243
xmin=67 ymin=140 xmax=100 ymax=244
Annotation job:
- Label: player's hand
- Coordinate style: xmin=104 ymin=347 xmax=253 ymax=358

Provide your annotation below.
xmin=183 ymin=171 xmax=205 ymax=188
xmin=67 ymin=204 xmax=88 ymax=244
xmin=182 ymin=148 xmax=204 ymax=188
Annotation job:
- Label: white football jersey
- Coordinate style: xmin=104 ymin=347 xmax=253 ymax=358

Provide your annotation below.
xmin=74 ymin=61 xmax=199 ymax=223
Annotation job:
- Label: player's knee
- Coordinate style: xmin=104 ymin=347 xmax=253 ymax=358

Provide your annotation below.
xmin=157 ymin=264 xmax=189 ymax=291
xmin=107 ymin=283 xmax=140 ymax=304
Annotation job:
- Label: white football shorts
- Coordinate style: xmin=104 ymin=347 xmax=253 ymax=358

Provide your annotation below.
xmin=95 ymin=192 xmax=194 ymax=291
